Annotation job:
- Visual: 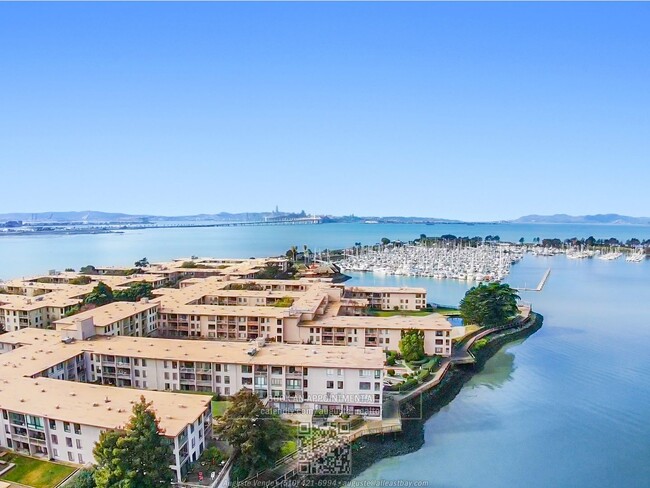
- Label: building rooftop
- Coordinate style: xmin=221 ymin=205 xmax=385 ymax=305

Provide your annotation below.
xmin=308 ymin=313 xmax=452 ymax=330
xmin=0 ymin=376 xmax=209 ymax=437
xmin=346 ymin=286 xmax=427 ymax=294
xmin=80 ymin=335 xmax=384 ymax=369
xmin=54 ymin=301 xmax=158 ymax=330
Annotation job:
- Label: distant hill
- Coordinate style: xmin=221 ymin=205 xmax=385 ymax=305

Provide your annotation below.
xmin=0 ymin=210 xmax=309 ymax=223
xmin=512 ymin=214 xmax=650 ymax=225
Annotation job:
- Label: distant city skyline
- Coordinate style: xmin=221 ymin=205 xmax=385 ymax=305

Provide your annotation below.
xmin=1 ymin=3 xmax=649 ymax=221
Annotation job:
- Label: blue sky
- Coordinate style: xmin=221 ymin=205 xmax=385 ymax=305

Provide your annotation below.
xmin=1 ymin=3 xmax=649 ymax=221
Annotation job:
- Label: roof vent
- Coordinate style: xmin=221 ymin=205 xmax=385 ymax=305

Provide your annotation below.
xmin=92 ymin=403 xmax=99 ymax=407
xmin=70 ymin=392 xmax=76 ymax=397
xmin=104 ymin=396 xmax=110 ymax=403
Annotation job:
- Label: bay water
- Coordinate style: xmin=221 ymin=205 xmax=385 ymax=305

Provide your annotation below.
xmin=0 ymin=222 xmax=649 ymax=487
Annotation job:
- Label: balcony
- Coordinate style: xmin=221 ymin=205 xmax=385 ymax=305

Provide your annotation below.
xmin=180 ymin=367 xmax=195 ymax=373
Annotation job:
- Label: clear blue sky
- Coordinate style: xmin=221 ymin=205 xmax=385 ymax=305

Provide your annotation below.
xmin=1 ymin=3 xmax=649 ymax=221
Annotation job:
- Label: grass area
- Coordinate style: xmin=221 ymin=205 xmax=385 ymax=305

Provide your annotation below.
xmin=0 ymin=452 xmax=76 ymax=488
xmin=280 ymin=440 xmax=297 ymax=457
xmin=212 ymin=400 xmax=232 ymax=417
xmin=369 ymin=310 xmax=433 ymax=318
xmin=434 ymin=307 xmax=461 ymax=316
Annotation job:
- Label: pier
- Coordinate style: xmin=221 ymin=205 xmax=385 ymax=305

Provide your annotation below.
xmin=516 ymin=268 xmax=551 ymax=292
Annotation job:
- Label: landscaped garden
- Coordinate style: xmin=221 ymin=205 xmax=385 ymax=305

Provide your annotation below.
xmin=0 ymin=451 xmax=76 ymax=488
xmin=211 ymin=400 xmax=232 ymax=417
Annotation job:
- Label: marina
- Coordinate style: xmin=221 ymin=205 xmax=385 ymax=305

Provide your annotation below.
xmin=336 ymin=243 xmax=525 ymax=282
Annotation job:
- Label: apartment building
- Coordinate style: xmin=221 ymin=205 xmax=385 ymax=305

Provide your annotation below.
xmin=79 ymin=336 xmax=383 ymax=418
xmin=0 ymin=294 xmax=83 ymax=332
xmin=54 ymin=300 xmax=159 ymax=337
xmin=0 ymin=329 xmax=212 ymax=481
xmin=153 ymin=276 xmax=452 ymax=357
xmin=343 ymin=286 xmax=428 ymax=311
xmin=298 ymin=314 xmax=453 ymax=356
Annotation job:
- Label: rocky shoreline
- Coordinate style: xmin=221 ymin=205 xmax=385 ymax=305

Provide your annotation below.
xmin=299 ymin=312 xmax=544 ymax=487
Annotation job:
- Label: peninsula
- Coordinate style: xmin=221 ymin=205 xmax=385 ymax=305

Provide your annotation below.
xmin=0 ymin=254 xmax=541 ymax=487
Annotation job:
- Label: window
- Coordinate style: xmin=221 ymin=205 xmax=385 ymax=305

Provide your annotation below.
xmin=164 ymin=372 xmax=169 ymax=380
xmin=68 ymin=452 xmax=74 ymax=462
xmin=327 ymin=381 xmax=334 ymax=389
xmin=76 ymin=439 xmax=82 ymax=449
xmin=224 ymin=376 xmax=230 ymax=384
xmin=359 ymin=382 xmax=371 ymax=390
xmin=141 ymin=359 xmax=147 ymax=367
xmin=66 ymin=437 xmax=73 ymax=447
xmin=52 ymin=435 xmax=58 ymax=445
xmin=63 ymin=422 xmax=71 ymax=433
xmin=241 ymin=365 xmax=252 ymax=374
xmin=326 ymin=369 xmax=334 ymax=376
xmin=337 ymin=369 xmax=343 ymax=376
xmin=337 ymin=381 xmax=344 ymax=389
xmin=78 ymin=454 xmax=84 ymax=464
xmin=74 ymin=424 xmax=81 ymax=435
xmin=49 ymin=419 xmax=56 ymax=430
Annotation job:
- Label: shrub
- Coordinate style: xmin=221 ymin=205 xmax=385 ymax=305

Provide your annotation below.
xmin=387 ymin=369 xmax=395 ymax=376
xmin=417 ymin=369 xmax=430 ymax=382
xmin=386 ymin=356 xmax=396 ymax=366
xmin=472 ymin=338 xmax=489 ymax=351
xmin=340 ymin=413 xmax=350 ymax=420
xmin=402 ymin=373 xmax=409 ymax=378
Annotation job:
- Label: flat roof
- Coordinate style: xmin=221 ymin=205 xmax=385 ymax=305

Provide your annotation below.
xmin=81 ymin=335 xmax=384 ymax=369
xmin=0 ymin=376 xmax=209 ymax=437
xmin=307 ymin=313 xmax=452 ymax=330
xmin=346 ymin=286 xmax=427 ymax=294
xmin=54 ymin=301 xmax=158 ymax=329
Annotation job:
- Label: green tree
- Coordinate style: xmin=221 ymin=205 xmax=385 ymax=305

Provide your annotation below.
xmin=214 ymin=389 xmax=288 ymax=477
xmin=93 ymin=396 xmax=174 ymax=488
xmin=69 ymin=468 xmax=96 ymax=488
xmin=381 ymin=237 xmax=391 ymax=246
xmin=84 ymin=282 xmax=114 ymax=306
xmin=114 ymin=282 xmax=153 ymax=302
xmin=519 ymin=237 xmax=525 ymax=245
xmin=80 ymin=265 xmax=98 ymax=275
xmin=134 ymin=258 xmax=149 ymax=268
xmin=460 ymin=282 xmax=521 ymax=328
xmin=399 ymin=329 xmax=425 ymax=362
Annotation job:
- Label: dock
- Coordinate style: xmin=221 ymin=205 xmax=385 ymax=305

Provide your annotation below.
xmin=516 ymin=268 xmax=551 ymax=292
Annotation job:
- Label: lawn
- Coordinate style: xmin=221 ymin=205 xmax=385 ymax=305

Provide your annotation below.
xmin=434 ymin=307 xmax=462 ymax=316
xmin=0 ymin=452 xmax=76 ymax=488
xmin=211 ymin=400 xmax=232 ymax=417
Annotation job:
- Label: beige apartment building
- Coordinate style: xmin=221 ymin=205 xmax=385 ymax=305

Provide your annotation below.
xmin=343 ymin=286 xmax=428 ymax=310
xmin=0 ymin=329 xmax=212 ymax=481
xmin=54 ymin=300 xmax=159 ymax=337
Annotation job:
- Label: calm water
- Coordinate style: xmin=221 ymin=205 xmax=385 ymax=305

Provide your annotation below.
xmin=1 ymin=223 xmax=650 ymax=487
xmin=349 ymin=255 xmax=650 ymax=488
xmin=2 ymin=222 xmax=650 ymax=279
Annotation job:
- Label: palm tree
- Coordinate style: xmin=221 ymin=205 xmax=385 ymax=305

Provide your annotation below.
xmin=303 ymin=245 xmax=308 ymax=264
xmin=290 ymin=246 xmax=298 ymax=262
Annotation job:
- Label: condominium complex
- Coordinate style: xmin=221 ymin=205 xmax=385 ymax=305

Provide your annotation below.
xmin=0 ymin=255 xmax=458 ymax=480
